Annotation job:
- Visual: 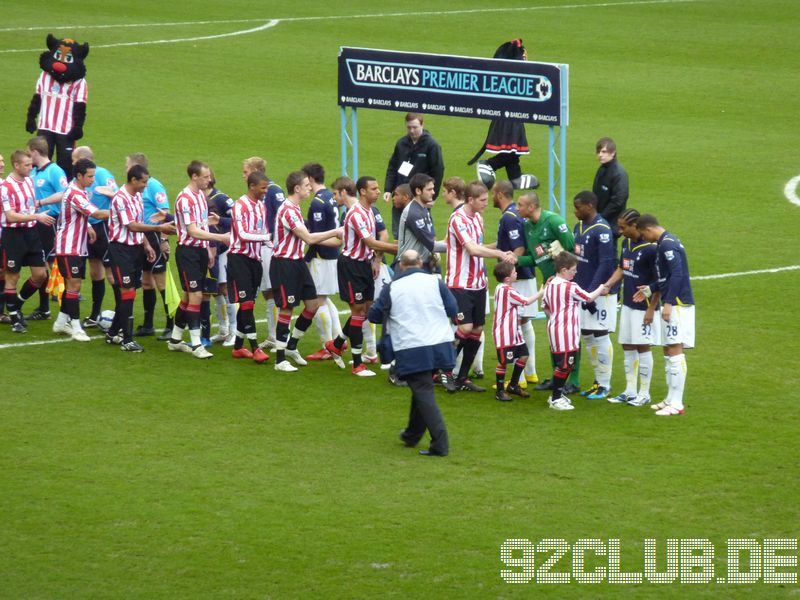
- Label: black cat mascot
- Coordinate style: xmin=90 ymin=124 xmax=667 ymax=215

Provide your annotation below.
xmin=468 ymin=38 xmax=538 ymax=190
xmin=25 ymin=34 xmax=90 ymax=174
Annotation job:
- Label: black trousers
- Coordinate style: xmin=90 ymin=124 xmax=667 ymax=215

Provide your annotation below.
xmin=487 ymin=153 xmax=522 ymax=181
xmin=403 ymin=370 xmax=449 ymax=455
xmin=39 ymin=130 xmax=75 ymax=176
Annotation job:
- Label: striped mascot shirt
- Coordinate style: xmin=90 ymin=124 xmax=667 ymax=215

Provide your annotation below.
xmin=542 ymin=276 xmax=592 ymax=353
xmin=492 ymin=283 xmax=527 ymax=349
xmin=35 ymin=72 xmax=88 ymax=135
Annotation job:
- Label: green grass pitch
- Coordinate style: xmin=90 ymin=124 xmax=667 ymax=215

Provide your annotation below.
xmin=1 ymin=0 xmax=799 ymax=596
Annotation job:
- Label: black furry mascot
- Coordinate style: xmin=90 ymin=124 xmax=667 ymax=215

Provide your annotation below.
xmin=469 ymin=39 xmax=538 ymax=190
xmin=26 ymin=34 xmax=89 ymax=174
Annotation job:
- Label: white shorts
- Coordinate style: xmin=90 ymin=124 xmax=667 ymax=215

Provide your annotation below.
xmin=259 ymin=244 xmax=273 ymax=291
xmin=618 ymin=304 xmax=662 ymax=346
xmin=485 ymin=287 xmax=491 ymax=315
xmin=217 ymin=250 xmax=228 ymax=285
xmin=580 ymin=294 xmax=618 ymax=333
xmin=661 ymin=304 xmax=695 ymax=349
xmin=512 ymin=278 xmax=538 ymax=318
xmin=373 ymin=262 xmax=392 ymax=299
xmin=309 ymin=257 xmax=339 ymax=296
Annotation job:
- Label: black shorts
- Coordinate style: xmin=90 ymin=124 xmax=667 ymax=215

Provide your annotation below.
xmin=450 ymin=287 xmax=487 ymax=327
xmin=88 ymin=222 xmax=111 ymax=265
xmin=109 ymin=242 xmax=144 ymax=290
xmin=175 ymin=245 xmax=208 ymax=292
xmin=270 ymin=257 xmax=317 ymax=309
xmin=57 ymin=254 xmax=87 ymax=280
xmin=337 ymin=255 xmax=374 ymax=305
xmin=496 ymin=343 xmax=529 ymax=366
xmin=36 ymin=220 xmax=57 ymax=261
xmin=2 ymin=227 xmax=46 ymax=273
xmin=226 ymin=253 xmax=262 ymax=303
xmin=144 ymin=231 xmax=169 ymax=274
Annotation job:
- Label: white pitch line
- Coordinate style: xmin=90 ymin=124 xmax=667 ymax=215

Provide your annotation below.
xmin=1 ymin=266 xmax=797 ymax=350
xmin=0 ymin=0 xmax=700 ymax=52
xmin=784 ymin=175 xmax=800 ymax=207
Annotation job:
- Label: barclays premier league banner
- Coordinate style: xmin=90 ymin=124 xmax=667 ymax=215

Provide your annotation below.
xmin=338 ymin=47 xmax=568 ymax=126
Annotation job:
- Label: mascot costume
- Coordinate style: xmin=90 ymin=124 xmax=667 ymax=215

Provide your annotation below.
xmin=26 ymin=34 xmax=89 ymax=175
xmin=469 ymin=38 xmax=538 ymax=190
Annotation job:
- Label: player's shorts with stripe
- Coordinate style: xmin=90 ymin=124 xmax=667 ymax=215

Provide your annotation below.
xmin=580 ymin=293 xmax=618 ymax=332
xmin=1 ymin=227 xmax=46 ymax=272
xmin=108 ymin=242 xmax=144 ymax=290
xmin=216 ymin=250 xmax=228 ymax=285
xmin=661 ymin=304 xmax=695 ymax=349
xmin=88 ymin=222 xmax=111 ymax=265
xmin=143 ymin=231 xmax=168 ymax=274
xmin=56 ymin=254 xmax=87 ymax=280
xmin=496 ymin=343 xmax=529 ymax=365
xmin=308 ymin=257 xmax=338 ymax=296
xmin=175 ymin=245 xmax=208 ymax=292
xmin=227 ymin=253 xmax=262 ymax=303
xmin=258 ymin=244 xmax=274 ymax=291
xmin=36 ymin=220 xmax=57 ymax=260
xmin=618 ymin=304 xmax=662 ymax=346
xmin=270 ymin=257 xmax=317 ymax=309
xmin=449 ymin=287 xmax=487 ymax=327
xmin=337 ymin=255 xmax=374 ymax=305
xmin=512 ymin=277 xmax=538 ymax=318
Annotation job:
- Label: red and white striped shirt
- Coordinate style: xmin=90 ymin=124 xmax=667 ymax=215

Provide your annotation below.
xmin=175 ymin=186 xmax=209 ymax=248
xmin=446 ymin=209 xmax=486 ymax=290
xmin=492 ymin=283 xmax=527 ymax=349
xmin=108 ymin=186 xmax=144 ymax=246
xmin=542 ymin=276 xmax=592 ymax=353
xmin=273 ymin=201 xmax=305 ymax=260
xmin=341 ymin=202 xmax=375 ymax=262
xmin=229 ymin=195 xmax=267 ymax=261
xmin=35 ymin=72 xmax=88 ymax=135
xmin=56 ymin=182 xmax=97 ymax=256
xmin=1 ymin=175 xmax=37 ymax=229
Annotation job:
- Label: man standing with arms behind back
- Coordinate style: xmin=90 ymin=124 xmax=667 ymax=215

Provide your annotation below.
xmin=382 ymin=113 xmax=444 ymax=239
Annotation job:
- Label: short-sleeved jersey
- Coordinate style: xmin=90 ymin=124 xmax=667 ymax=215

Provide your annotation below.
xmin=142 ymin=176 xmax=170 ymax=225
xmin=264 ymin=181 xmax=286 ymax=237
xmin=175 ymin=186 xmax=209 ymax=248
xmin=207 ymin=187 xmax=234 ymax=254
xmin=273 ymin=201 xmax=306 ymax=260
xmin=492 ymin=282 xmax=527 ymax=348
xmin=542 ymin=276 xmax=592 ymax=353
xmin=56 ymin=182 xmax=98 ymax=256
xmin=35 ymin=72 xmax=88 ymax=135
xmin=655 ymin=230 xmax=695 ymax=306
xmin=372 ymin=205 xmax=387 ymax=236
xmin=341 ymin=203 xmax=376 ymax=262
xmin=496 ymin=202 xmax=533 ymax=280
xmin=31 ymin=162 xmax=68 ymax=217
xmin=398 ymin=200 xmax=436 ymax=259
xmin=620 ymin=237 xmax=658 ymax=309
xmin=446 ymin=208 xmax=486 ymax=290
xmin=87 ymin=166 xmax=118 ymax=225
xmin=1 ymin=175 xmax=37 ymax=229
xmin=229 ymin=195 xmax=267 ymax=261
xmin=305 ymin=188 xmax=339 ymax=260
xmin=108 ymin=186 xmax=144 ymax=246
xmin=573 ymin=214 xmax=616 ymax=291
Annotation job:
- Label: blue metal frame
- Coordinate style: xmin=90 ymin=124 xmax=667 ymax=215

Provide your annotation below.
xmin=340 ymin=106 xmax=359 ymax=179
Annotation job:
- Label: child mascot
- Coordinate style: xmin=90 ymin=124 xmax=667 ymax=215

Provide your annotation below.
xmin=25 ymin=34 xmax=89 ymax=175
xmin=468 ymin=38 xmax=538 ymax=190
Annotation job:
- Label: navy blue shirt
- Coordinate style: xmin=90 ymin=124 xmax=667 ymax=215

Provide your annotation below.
xmin=372 ymin=205 xmax=387 ymax=235
xmin=653 ymin=230 xmax=694 ymax=306
xmin=208 ymin=187 xmax=234 ymax=253
xmin=305 ymin=188 xmax=339 ymax=260
xmin=264 ymin=181 xmax=285 ymax=237
xmin=573 ymin=214 xmax=616 ymax=291
xmin=619 ymin=237 xmax=658 ymax=309
xmin=496 ymin=202 xmax=533 ymax=280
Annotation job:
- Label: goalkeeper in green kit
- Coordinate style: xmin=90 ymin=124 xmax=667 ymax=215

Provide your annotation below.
xmin=516 ymin=192 xmax=582 ymax=394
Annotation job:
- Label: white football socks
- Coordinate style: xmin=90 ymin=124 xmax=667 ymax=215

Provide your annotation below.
xmin=666 ymin=354 xmax=687 ymax=409
xmin=638 ymin=351 xmax=653 ymax=397
xmin=623 ymin=349 xmax=639 ymax=396
xmin=520 ymin=319 xmax=537 ymax=381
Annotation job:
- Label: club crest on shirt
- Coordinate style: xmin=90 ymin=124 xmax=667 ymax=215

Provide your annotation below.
xmin=313 ymin=213 xmax=323 ymax=222
xmin=599 ymin=233 xmax=610 ymax=243
xmin=415 ymin=219 xmax=425 ymax=229
xmin=509 ymin=230 xmax=520 ymax=240
xmin=665 ymin=250 xmax=675 ymax=260
xmin=558 ymin=223 xmax=568 ymax=233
